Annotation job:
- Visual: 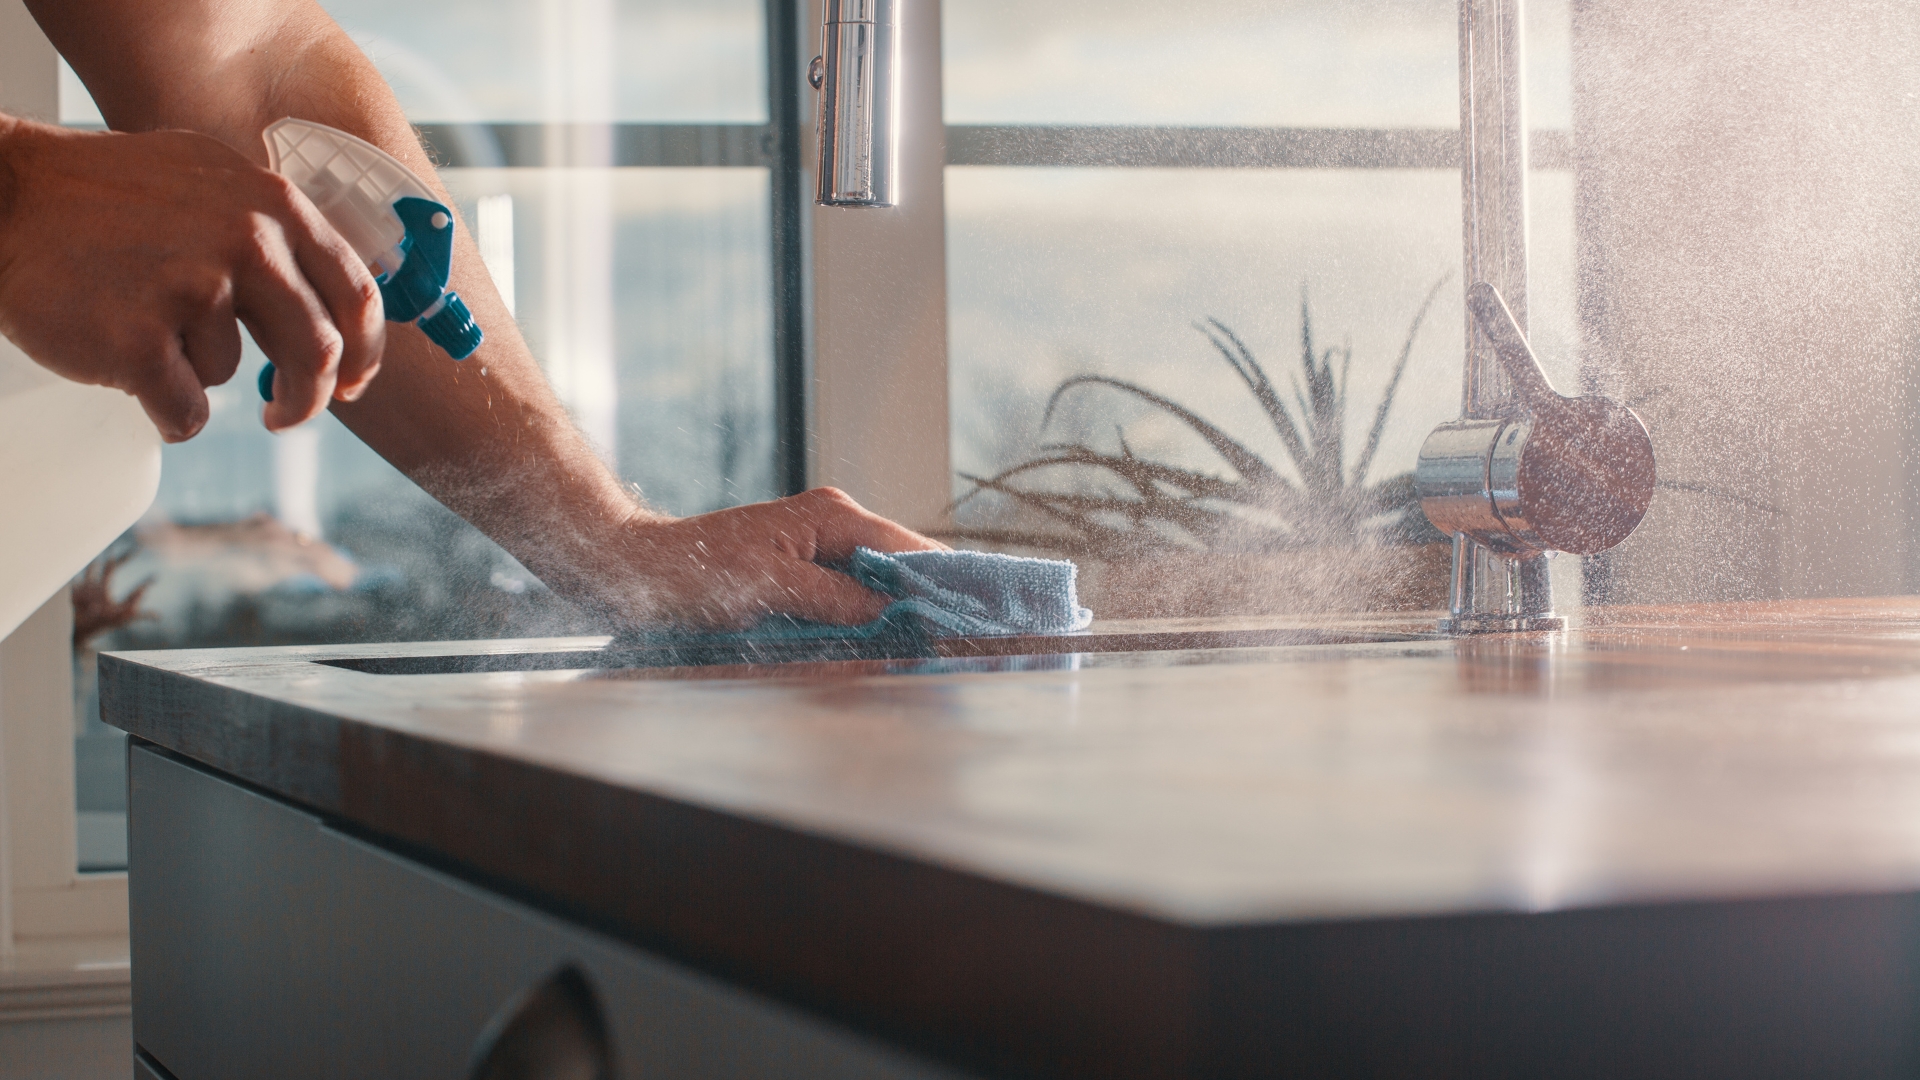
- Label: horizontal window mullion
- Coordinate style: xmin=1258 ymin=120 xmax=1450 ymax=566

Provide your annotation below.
xmin=411 ymin=123 xmax=1573 ymax=171
xmin=415 ymin=123 xmax=774 ymax=169
xmin=946 ymin=125 xmax=1573 ymax=170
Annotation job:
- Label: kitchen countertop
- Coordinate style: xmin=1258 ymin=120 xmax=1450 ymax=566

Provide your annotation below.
xmin=100 ymin=600 xmax=1920 ymax=1078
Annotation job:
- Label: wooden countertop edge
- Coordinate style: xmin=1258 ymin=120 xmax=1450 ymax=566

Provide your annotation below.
xmin=104 ymin=650 xmax=1211 ymax=1079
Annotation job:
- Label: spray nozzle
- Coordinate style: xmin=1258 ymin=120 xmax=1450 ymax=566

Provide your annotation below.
xmin=377 ymin=196 xmax=482 ymax=360
xmin=255 ymin=118 xmax=483 ymax=403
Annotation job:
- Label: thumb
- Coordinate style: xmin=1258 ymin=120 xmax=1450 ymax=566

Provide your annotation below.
xmin=765 ymin=560 xmax=892 ymax=626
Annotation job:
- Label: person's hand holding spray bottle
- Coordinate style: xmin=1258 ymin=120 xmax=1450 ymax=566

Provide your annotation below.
xmin=254 ymin=118 xmax=482 ymax=404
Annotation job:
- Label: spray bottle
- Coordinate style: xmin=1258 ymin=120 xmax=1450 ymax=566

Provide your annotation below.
xmin=255 ymin=118 xmax=483 ymax=401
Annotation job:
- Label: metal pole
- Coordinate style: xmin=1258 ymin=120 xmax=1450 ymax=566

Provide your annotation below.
xmin=768 ymin=0 xmax=812 ymax=496
xmin=1449 ymin=0 xmax=1561 ymax=633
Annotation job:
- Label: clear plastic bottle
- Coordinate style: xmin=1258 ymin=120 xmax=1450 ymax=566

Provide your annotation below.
xmin=0 ymin=338 xmax=161 ymax=640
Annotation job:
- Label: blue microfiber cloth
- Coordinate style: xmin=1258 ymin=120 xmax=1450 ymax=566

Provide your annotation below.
xmin=635 ymin=547 xmax=1093 ymax=644
xmin=848 ymin=546 xmax=1094 ymax=636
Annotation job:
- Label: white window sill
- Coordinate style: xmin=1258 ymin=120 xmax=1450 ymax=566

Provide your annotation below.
xmin=0 ymin=934 xmax=130 ymax=1024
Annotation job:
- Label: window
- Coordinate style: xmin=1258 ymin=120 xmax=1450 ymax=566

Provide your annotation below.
xmin=941 ymin=0 xmax=1574 ymax=619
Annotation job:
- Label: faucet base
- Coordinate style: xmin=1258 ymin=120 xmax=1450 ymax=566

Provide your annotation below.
xmin=1440 ymin=613 xmax=1567 ymax=635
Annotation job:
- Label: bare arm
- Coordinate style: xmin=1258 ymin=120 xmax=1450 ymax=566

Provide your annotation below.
xmin=17 ymin=0 xmax=940 ymax=628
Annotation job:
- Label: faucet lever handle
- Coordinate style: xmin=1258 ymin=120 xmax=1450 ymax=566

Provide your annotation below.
xmin=1467 ymin=281 xmax=1559 ymax=410
xmin=1418 ymin=280 xmax=1659 ymax=560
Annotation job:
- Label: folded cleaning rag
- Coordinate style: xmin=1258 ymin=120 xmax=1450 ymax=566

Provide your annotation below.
xmin=644 ymin=547 xmax=1093 ymax=644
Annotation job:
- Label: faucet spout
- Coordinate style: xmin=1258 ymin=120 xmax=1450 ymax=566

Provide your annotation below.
xmin=812 ymin=0 xmax=901 ymax=208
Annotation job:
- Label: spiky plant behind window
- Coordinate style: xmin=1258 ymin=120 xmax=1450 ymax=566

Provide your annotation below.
xmin=954 ymin=277 xmax=1451 ymax=557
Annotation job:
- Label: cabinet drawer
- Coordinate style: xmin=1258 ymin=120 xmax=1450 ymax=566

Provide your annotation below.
xmin=130 ymin=743 xmax=965 ymax=1080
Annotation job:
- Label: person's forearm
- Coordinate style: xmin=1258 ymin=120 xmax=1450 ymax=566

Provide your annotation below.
xmin=247 ymin=33 xmax=653 ymax=596
xmin=30 ymin=0 xmax=651 ymax=600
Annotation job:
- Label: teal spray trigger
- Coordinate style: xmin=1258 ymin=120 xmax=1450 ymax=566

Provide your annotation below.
xmin=256 ymin=118 xmax=483 ymax=402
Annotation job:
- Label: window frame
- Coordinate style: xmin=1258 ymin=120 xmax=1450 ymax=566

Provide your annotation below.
xmin=800 ymin=0 xmax=956 ymax=533
xmin=3 ymin=591 xmax=130 ymax=949
xmin=0 ymin=4 xmax=132 ymax=974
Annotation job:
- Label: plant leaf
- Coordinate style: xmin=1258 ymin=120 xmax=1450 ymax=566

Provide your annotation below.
xmin=1045 ymin=375 xmax=1283 ymax=487
xmin=964 ymin=277 xmax=1457 ymax=559
xmin=1197 ymin=321 xmax=1308 ymax=472
xmin=959 ymin=472 xmax=1239 ymax=549
xmin=1031 ymin=443 xmax=1273 ymax=501
xmin=963 ymin=442 xmax=1324 ymax=537
xmin=1352 ymin=272 xmax=1451 ymax=488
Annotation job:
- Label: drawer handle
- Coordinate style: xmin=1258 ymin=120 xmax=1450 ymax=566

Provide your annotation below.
xmin=469 ymin=964 xmax=613 ymax=1080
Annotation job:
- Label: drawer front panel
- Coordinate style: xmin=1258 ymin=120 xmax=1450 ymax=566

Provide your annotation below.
xmin=130 ymin=744 xmax=966 ymax=1080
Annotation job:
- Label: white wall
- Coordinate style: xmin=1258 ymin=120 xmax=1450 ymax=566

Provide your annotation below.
xmin=0 ymin=4 xmax=133 ymax=1075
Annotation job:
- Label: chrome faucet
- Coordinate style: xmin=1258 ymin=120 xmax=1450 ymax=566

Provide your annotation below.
xmin=1417 ymin=284 xmax=1655 ymax=578
xmin=1415 ymin=0 xmax=1656 ymax=633
xmin=810 ymin=0 xmax=900 ymax=207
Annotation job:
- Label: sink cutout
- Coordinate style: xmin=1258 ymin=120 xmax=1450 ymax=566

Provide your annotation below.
xmin=318 ymin=625 xmax=1430 ymax=676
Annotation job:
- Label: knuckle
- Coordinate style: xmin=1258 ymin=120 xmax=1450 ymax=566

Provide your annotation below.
xmin=179 ymin=269 xmax=233 ymax=317
xmin=230 ymin=212 xmax=281 ymax=268
xmin=804 ymin=486 xmax=857 ymax=509
xmin=349 ymin=274 xmax=385 ymax=328
xmin=312 ymin=327 xmax=345 ymax=372
xmin=353 ymin=271 xmax=383 ymax=309
xmin=274 ymin=326 xmax=342 ymax=382
xmin=254 ymin=169 xmax=302 ymax=208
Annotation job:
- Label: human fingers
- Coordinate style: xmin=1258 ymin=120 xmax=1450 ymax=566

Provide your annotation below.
xmin=791 ymin=487 xmax=949 ymax=559
xmin=282 ymin=189 xmax=385 ymax=401
xmin=125 ymin=336 xmax=212 ymax=443
xmin=232 ymin=218 xmax=344 ymax=431
xmin=179 ymin=292 xmax=243 ymax=391
xmin=759 ymin=558 xmax=892 ymax=626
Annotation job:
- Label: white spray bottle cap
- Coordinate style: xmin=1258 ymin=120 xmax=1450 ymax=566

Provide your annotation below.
xmin=256 ymin=119 xmax=482 ymax=401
